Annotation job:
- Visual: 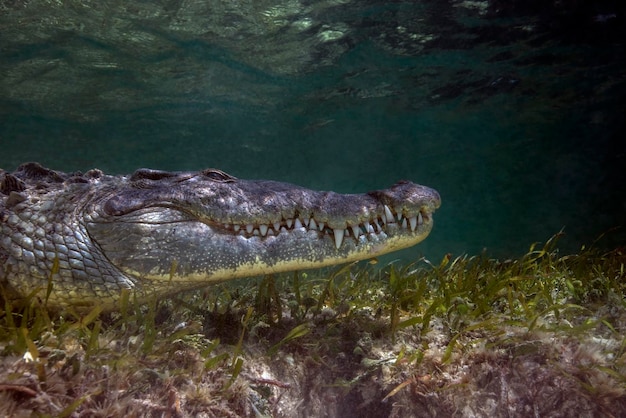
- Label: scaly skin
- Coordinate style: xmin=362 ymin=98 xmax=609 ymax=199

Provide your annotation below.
xmin=0 ymin=163 xmax=440 ymax=309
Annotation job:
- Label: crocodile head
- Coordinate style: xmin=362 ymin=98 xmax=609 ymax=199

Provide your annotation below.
xmin=1 ymin=163 xmax=440 ymax=308
xmin=86 ymin=168 xmax=441 ymax=293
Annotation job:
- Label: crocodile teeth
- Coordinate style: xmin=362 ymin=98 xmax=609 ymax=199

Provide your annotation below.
xmin=225 ymin=209 xmax=424 ymax=241
xmin=384 ymin=205 xmax=394 ymax=224
xmin=334 ymin=228 xmax=344 ymax=249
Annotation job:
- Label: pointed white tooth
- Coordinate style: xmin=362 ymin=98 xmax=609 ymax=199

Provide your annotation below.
xmin=253 ymin=229 xmax=260 ymax=236
xmin=418 ymin=212 xmax=424 ymax=225
xmin=294 ymin=218 xmax=303 ymax=229
xmin=366 ymin=223 xmax=375 ymax=234
xmin=234 ymin=224 xmax=241 ymax=232
xmin=246 ymin=224 xmax=254 ymax=234
xmin=273 ymin=222 xmax=281 ymax=230
xmin=286 ymin=219 xmax=293 ymax=228
xmin=395 ymin=207 xmax=402 ymax=222
xmin=318 ymin=221 xmax=325 ymax=231
xmin=384 ymin=205 xmax=394 ymax=224
xmin=333 ymin=228 xmax=344 ymax=249
xmin=259 ymin=224 xmax=268 ymax=236
xmin=351 ymin=225 xmax=360 ymax=238
xmin=303 ymin=217 xmax=310 ymax=227
xmin=280 ymin=226 xmax=288 ymax=233
xmin=402 ymin=218 xmax=408 ymax=229
xmin=409 ymin=216 xmax=417 ymax=231
xmin=374 ymin=220 xmax=381 ymax=232
xmin=309 ymin=218 xmax=317 ymax=230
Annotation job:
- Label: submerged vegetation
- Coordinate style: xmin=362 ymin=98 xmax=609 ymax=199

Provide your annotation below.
xmin=1 ymin=234 xmax=625 ymax=417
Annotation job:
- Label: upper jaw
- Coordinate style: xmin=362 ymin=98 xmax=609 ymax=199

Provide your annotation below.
xmin=97 ymin=175 xmax=440 ymax=250
xmin=189 ymin=179 xmax=440 ymax=249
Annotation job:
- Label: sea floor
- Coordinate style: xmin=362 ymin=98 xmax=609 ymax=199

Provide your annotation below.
xmin=1 ymin=237 xmax=625 ymax=417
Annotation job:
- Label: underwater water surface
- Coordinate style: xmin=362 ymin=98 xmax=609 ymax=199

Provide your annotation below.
xmin=1 ymin=0 xmax=624 ymax=261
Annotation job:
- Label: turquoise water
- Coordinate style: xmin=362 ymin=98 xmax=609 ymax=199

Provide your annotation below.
xmin=1 ymin=1 xmax=624 ymax=262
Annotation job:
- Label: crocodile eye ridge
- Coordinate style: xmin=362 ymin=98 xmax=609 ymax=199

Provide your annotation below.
xmin=130 ymin=168 xmax=175 ymax=182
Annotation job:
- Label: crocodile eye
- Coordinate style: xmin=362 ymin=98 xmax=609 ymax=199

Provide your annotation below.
xmin=201 ymin=169 xmax=236 ymax=182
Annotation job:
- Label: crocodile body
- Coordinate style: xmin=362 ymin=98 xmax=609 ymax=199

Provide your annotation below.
xmin=0 ymin=163 xmax=440 ymax=309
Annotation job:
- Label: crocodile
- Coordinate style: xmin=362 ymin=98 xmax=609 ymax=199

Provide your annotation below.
xmin=0 ymin=162 xmax=440 ymax=310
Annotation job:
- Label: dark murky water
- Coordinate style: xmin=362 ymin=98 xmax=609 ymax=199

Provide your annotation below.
xmin=1 ymin=1 xmax=624 ymax=260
